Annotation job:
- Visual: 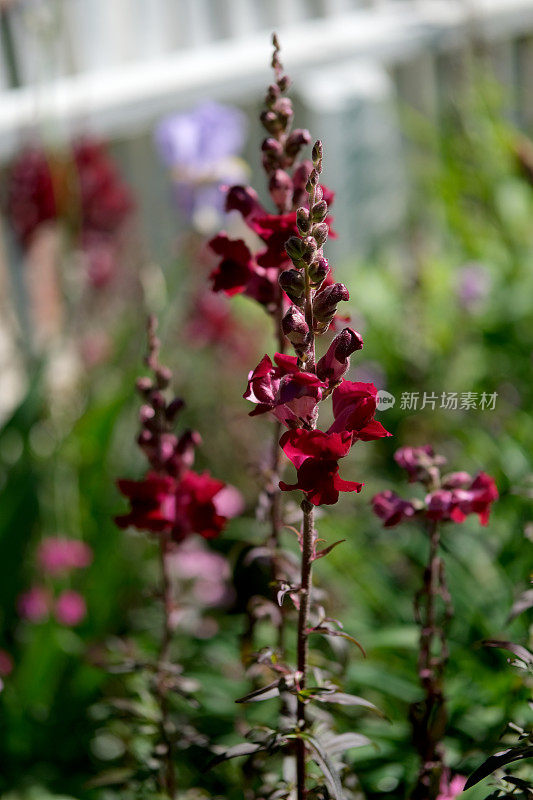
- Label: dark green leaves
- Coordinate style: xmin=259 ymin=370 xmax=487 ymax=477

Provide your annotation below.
xmin=465 ymin=745 xmax=533 ymax=790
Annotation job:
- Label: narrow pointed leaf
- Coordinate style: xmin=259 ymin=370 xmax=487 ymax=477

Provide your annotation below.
xmin=464 ymin=745 xmax=533 ymax=790
xmin=484 ymin=640 xmax=533 ymax=665
xmin=208 ymin=741 xmax=266 ymax=768
xmin=322 ymin=732 xmax=373 ymax=756
xmin=305 ymin=733 xmax=346 ymax=800
xmin=236 ymin=680 xmax=280 ymax=704
xmin=314 ymin=539 xmax=346 ymax=560
xmin=315 ymin=692 xmax=385 ymax=716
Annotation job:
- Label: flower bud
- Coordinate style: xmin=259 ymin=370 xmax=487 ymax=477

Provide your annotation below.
xmin=301 ymin=235 xmax=318 ymax=265
xmin=285 ymin=236 xmax=304 ymax=263
xmin=296 ymin=207 xmax=310 ymax=234
xmin=136 ymin=376 xmax=153 ymax=395
xmin=305 ymin=169 xmax=319 ymax=193
xmin=314 ymin=185 xmax=324 ymax=202
xmin=312 ymin=140 xmax=323 ymax=166
xmin=278 ymin=74 xmax=290 ymax=92
xmin=265 ymin=83 xmax=280 ymax=108
xmin=166 ymin=397 xmax=184 ymax=422
xmin=275 ymin=97 xmax=293 ymax=124
xmin=312 ymin=223 xmax=328 ymax=246
xmin=139 ymin=404 xmax=155 ymax=424
xmin=156 ymin=365 xmax=172 ymax=389
xmin=269 ymin=169 xmax=293 ymax=212
xmin=262 ymin=137 xmax=284 ymax=161
xmin=313 ymin=283 xmax=350 ymax=333
xmin=282 ymin=305 xmax=309 ymax=351
xmin=316 ymin=327 xmax=363 ymax=384
xmin=308 ymin=257 xmax=329 ymax=286
xmin=260 ymin=109 xmax=283 ymax=135
xmin=279 ymin=268 xmax=305 ymax=303
xmin=285 ymin=128 xmax=312 ymax=159
xmin=310 ymin=200 xmax=328 ymax=222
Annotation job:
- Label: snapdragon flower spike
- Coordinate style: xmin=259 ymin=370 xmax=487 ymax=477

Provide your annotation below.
xmin=244 ymin=353 xmax=326 ymax=428
xmin=372 ymin=446 xmax=498 ymax=528
xmin=116 ymin=317 xmax=240 ymax=541
xmin=425 ymin=472 xmax=499 ymax=526
xmin=279 ymin=429 xmax=362 ymax=506
xmin=207 ymin=38 xmax=338 ymax=314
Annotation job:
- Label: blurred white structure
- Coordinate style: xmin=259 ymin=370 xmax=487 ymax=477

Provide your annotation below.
xmin=1 ymin=0 xmax=533 ymax=254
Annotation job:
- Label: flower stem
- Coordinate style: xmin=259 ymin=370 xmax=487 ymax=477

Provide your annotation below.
xmin=296 ymin=498 xmax=315 ymax=800
xmin=411 ymin=520 xmax=447 ymax=800
xmin=156 ymin=537 xmax=177 ymax=800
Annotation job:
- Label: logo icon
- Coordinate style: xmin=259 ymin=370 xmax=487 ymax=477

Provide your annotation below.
xmin=376 ymin=390 xmax=395 ymax=411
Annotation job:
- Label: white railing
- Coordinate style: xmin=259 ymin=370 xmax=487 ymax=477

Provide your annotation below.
xmin=2 ymin=0 xmax=533 ymax=255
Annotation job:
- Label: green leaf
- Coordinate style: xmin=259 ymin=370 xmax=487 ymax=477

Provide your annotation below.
xmin=208 ymin=741 xmax=267 ymax=768
xmin=309 ymin=627 xmax=366 ymax=657
xmin=314 ymin=692 xmax=385 ymax=717
xmin=305 ymin=733 xmax=346 ymax=800
xmin=235 ymin=680 xmax=280 ymax=704
xmin=464 ymin=745 xmax=533 ymax=789
xmin=484 ymin=640 xmax=533 ymax=666
xmin=322 ymin=732 xmax=373 ymax=756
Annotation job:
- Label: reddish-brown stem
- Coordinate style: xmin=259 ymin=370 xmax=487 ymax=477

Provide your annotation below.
xmin=296 ymin=498 xmax=315 ymax=800
xmin=156 ymin=537 xmax=177 ymax=799
xmin=411 ymin=520 xmax=448 ymax=800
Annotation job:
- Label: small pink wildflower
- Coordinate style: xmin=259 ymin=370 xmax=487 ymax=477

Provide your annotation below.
xmin=17 ymin=587 xmax=51 ymax=622
xmin=37 ymin=537 xmax=93 ymax=575
xmin=55 ymin=590 xmax=87 ymax=626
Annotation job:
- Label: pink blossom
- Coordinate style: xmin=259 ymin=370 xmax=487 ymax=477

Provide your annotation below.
xmin=437 ymin=772 xmax=466 ymax=800
xmin=17 ymin=587 xmax=51 ymax=622
xmin=37 ymin=537 xmax=93 ymax=575
xmin=55 ymin=590 xmax=87 ymax=626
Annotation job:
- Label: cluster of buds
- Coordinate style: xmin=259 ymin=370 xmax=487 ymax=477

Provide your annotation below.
xmin=372 ymin=446 xmax=498 ymax=528
xmin=207 ymin=37 xmax=338 ymax=314
xmin=245 ymin=142 xmax=391 ymax=506
xmin=135 ymin=317 xmax=200 ymax=479
xmin=260 ymin=34 xmax=311 ymax=212
xmin=281 ymin=141 xmax=350 ymax=365
xmin=116 ymin=318 xmax=241 ymax=542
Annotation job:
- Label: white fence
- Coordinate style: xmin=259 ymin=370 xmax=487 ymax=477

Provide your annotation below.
xmin=2 ymin=0 xmax=533 ymax=256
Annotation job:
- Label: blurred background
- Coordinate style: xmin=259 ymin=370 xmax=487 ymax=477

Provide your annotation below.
xmin=0 ymin=1 xmax=532 ymax=799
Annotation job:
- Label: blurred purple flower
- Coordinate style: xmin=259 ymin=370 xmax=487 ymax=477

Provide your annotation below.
xmin=17 ymin=586 xmax=50 ymax=622
xmin=154 ymin=102 xmax=248 ymax=231
xmin=37 ymin=537 xmax=93 ymax=576
xmin=457 ymin=262 xmax=491 ymax=310
xmin=55 ymin=590 xmax=87 ymax=626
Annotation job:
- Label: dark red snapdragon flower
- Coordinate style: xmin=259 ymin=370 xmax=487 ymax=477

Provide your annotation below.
xmin=279 ymin=428 xmax=362 ymax=505
xmin=372 ymin=490 xmax=417 ymax=528
xmin=6 ymin=138 xmax=133 ymax=288
xmin=328 ymin=380 xmax=391 ymax=442
xmin=116 ymin=317 xmax=242 ymax=542
xmin=372 ymin=445 xmax=498 ymax=528
xmin=426 ymin=472 xmax=498 ymax=526
xmin=116 ymin=470 xmax=230 ymax=541
xmin=244 ymin=352 xmax=326 ymax=427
